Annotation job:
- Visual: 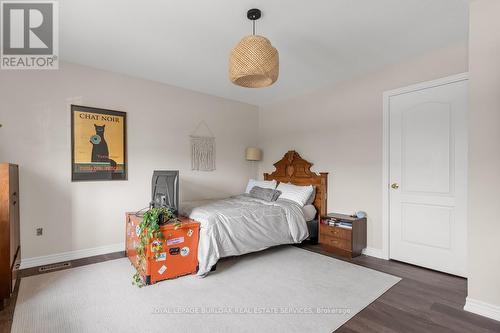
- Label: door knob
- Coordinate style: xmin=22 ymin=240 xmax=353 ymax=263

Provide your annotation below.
xmin=391 ymin=183 xmax=399 ymax=189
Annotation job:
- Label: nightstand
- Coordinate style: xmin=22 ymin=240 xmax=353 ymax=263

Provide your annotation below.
xmin=319 ymin=213 xmax=367 ymax=258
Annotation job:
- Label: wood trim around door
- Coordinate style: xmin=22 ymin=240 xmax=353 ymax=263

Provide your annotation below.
xmin=381 ymin=72 xmax=469 ymax=261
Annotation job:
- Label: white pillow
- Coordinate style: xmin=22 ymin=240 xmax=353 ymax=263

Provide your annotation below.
xmin=305 ymin=186 xmax=316 ymax=205
xmin=245 ymin=179 xmax=277 ymax=194
xmin=276 ymin=183 xmax=314 ymax=207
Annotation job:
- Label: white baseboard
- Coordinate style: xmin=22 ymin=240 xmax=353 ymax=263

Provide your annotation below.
xmin=20 ymin=242 xmax=125 ymax=269
xmin=464 ymin=297 xmax=500 ymax=322
xmin=362 ymin=247 xmax=388 ymax=260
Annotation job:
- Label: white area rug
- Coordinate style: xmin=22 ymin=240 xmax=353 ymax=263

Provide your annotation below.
xmin=12 ymin=246 xmax=400 ymax=333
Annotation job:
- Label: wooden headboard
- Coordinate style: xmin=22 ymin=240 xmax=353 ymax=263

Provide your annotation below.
xmin=264 ymin=151 xmax=328 ymax=218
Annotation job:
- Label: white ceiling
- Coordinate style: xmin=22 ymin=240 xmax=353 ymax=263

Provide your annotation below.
xmin=60 ymin=0 xmax=469 ymax=106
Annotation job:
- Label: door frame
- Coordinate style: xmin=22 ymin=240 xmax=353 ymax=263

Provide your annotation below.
xmin=381 ymin=72 xmax=469 ymax=261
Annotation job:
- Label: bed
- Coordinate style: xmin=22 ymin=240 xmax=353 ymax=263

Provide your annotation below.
xmin=180 ymin=151 xmax=328 ymax=276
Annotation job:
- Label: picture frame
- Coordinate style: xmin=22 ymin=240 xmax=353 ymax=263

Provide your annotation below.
xmin=71 ymin=105 xmax=127 ymax=181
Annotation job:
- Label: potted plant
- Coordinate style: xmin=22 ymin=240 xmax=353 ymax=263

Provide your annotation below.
xmin=132 ymin=207 xmax=181 ymax=287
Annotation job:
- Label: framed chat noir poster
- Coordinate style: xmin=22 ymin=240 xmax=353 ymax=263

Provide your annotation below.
xmin=71 ymin=105 xmax=127 ymax=181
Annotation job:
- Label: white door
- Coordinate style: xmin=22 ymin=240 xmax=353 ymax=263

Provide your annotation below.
xmin=389 ymin=77 xmax=467 ymax=277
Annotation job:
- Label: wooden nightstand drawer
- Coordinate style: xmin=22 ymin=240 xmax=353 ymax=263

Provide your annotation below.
xmin=320 ymin=234 xmax=351 ymax=251
xmin=319 ymin=224 xmax=352 ymax=241
xmin=319 ymin=213 xmax=367 ymax=258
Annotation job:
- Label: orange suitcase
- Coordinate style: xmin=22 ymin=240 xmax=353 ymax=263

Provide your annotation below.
xmin=126 ymin=213 xmax=200 ymax=285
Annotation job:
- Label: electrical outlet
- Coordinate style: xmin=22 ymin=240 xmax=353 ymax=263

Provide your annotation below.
xmin=36 ymin=228 xmax=43 ymax=236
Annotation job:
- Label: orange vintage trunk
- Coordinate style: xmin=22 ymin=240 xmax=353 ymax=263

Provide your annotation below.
xmin=125 ymin=213 xmax=200 ymax=285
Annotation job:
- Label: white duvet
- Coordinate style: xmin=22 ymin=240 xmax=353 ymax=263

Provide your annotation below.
xmin=180 ymin=195 xmax=309 ymax=276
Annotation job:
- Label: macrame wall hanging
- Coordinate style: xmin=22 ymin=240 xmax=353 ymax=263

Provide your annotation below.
xmin=190 ymin=121 xmax=216 ymax=171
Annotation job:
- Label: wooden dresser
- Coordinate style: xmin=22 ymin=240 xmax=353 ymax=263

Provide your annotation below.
xmin=319 ymin=213 xmax=367 ymax=258
xmin=0 ymin=164 xmax=20 ymax=307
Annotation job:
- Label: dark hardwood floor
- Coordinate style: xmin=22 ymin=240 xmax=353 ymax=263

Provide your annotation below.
xmin=1 ymin=246 xmax=499 ymax=333
xmin=299 ymin=243 xmax=500 ymax=333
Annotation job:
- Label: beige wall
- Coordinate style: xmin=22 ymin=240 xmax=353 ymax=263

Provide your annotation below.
xmin=467 ymin=0 xmax=500 ymax=309
xmin=258 ymin=41 xmax=468 ymax=251
xmin=0 ymin=62 xmax=259 ymax=260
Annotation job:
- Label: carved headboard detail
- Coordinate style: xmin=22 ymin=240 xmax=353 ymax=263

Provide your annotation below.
xmin=264 ymin=151 xmax=328 ymax=218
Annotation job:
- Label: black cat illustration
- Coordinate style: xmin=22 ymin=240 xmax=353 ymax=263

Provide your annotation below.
xmin=90 ymin=124 xmax=117 ymax=167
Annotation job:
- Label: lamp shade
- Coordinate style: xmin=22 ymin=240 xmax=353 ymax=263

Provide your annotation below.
xmin=229 ymin=35 xmax=279 ymax=88
xmin=245 ymin=147 xmax=262 ymax=161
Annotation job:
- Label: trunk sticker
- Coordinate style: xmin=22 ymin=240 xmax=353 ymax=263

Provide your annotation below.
xmin=180 ymin=247 xmax=190 ymax=257
xmin=158 ymin=265 xmax=167 ymax=275
xmin=151 ymin=240 xmax=162 ymax=252
xmin=156 ymin=252 xmax=167 ymax=261
xmin=167 ymin=237 xmax=184 ymax=246
xmin=187 ymin=229 xmax=194 ymax=237
xmin=135 ymin=225 xmax=141 ymax=237
xmin=169 ymin=247 xmax=180 ymax=255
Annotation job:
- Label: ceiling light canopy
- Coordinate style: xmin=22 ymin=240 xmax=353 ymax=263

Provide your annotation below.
xmin=229 ymin=9 xmax=279 ymax=88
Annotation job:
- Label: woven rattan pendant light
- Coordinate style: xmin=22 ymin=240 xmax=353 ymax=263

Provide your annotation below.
xmin=229 ymin=9 xmax=279 ymax=88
